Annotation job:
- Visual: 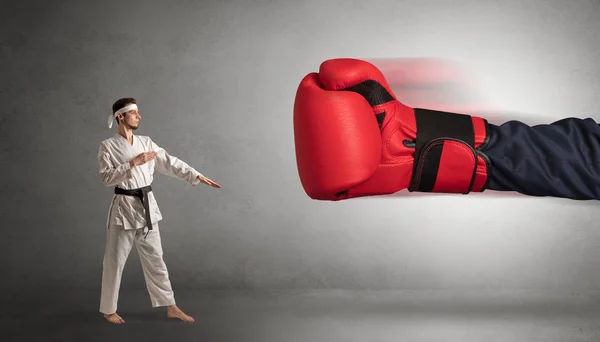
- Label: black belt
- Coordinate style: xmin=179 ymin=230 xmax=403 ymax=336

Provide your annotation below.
xmin=114 ymin=185 xmax=153 ymax=235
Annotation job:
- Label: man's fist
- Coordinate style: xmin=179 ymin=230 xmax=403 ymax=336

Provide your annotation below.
xmin=130 ymin=151 xmax=157 ymax=167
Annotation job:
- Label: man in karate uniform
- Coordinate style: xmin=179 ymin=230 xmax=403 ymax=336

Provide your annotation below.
xmin=97 ymin=97 xmax=221 ymax=324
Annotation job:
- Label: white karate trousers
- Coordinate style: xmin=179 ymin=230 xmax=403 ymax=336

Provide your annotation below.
xmin=99 ymin=223 xmax=176 ymax=314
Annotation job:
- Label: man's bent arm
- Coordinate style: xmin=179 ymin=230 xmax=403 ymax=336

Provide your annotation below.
xmin=97 ymin=143 xmax=133 ymax=187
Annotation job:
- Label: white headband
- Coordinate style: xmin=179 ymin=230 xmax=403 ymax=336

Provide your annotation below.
xmin=107 ymin=104 xmax=138 ymax=129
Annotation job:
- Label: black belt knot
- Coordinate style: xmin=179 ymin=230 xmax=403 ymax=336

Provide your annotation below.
xmin=114 ymin=185 xmax=153 ymax=236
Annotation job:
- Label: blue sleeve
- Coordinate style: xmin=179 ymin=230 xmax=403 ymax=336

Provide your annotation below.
xmin=482 ymin=117 xmax=600 ymax=200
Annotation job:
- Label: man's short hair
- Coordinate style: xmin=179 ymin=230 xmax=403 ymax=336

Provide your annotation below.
xmin=112 ymin=97 xmax=137 ymax=124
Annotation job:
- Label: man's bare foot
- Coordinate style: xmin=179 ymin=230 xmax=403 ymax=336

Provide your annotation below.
xmin=103 ymin=313 xmax=125 ymax=324
xmin=167 ymin=305 xmax=195 ymax=323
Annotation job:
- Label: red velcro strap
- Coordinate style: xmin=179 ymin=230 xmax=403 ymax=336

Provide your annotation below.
xmin=410 ymin=138 xmax=478 ymax=194
xmin=408 ymin=107 xmax=489 ymax=194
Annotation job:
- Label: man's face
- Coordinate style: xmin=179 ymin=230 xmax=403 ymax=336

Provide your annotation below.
xmin=120 ymin=107 xmax=141 ymax=130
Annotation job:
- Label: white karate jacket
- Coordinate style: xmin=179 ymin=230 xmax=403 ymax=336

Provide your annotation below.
xmin=97 ymin=134 xmax=203 ymax=230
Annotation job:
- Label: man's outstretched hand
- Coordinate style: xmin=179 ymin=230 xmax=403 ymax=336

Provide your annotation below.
xmin=197 ymin=175 xmax=221 ymax=188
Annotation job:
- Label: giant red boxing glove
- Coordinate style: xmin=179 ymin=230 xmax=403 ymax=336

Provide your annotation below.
xmin=293 ymin=58 xmax=491 ymax=201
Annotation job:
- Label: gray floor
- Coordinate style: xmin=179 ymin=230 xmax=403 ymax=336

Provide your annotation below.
xmin=2 ymin=288 xmax=600 ymax=341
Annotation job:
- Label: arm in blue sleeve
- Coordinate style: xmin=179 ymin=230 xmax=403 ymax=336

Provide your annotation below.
xmin=482 ymin=117 xmax=600 ymax=200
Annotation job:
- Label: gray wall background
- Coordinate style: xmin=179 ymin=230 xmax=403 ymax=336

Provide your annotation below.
xmin=2 ymin=0 xmax=600 ymax=295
